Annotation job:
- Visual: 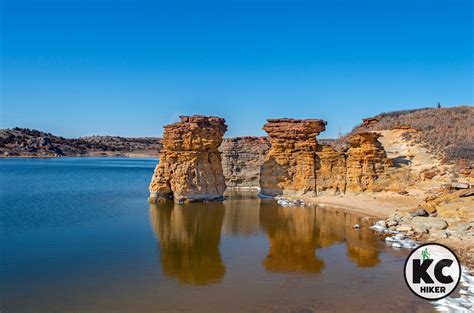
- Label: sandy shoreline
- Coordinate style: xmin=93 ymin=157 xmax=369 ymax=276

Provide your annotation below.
xmin=298 ymin=192 xmax=423 ymax=219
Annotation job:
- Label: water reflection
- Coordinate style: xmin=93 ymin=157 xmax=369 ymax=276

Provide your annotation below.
xmin=149 ymin=202 xmax=226 ymax=285
xmin=150 ymin=199 xmax=382 ymax=285
xmin=312 ymin=208 xmax=381 ymax=267
xmin=260 ymin=204 xmax=325 ymax=273
xmin=222 ymin=198 xmax=260 ymax=236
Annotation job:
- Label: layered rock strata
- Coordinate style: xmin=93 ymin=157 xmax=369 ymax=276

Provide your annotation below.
xmin=260 ymin=118 xmax=390 ymax=196
xmin=259 ymin=118 xmax=327 ymax=196
xmin=219 ymin=136 xmax=270 ymax=188
xmin=149 ymin=115 xmax=227 ymax=203
xmin=315 ymin=144 xmax=347 ymax=195
xmin=345 ymin=132 xmax=391 ymax=192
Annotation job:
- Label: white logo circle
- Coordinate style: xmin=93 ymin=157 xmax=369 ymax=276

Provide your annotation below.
xmin=404 ymin=243 xmax=461 ymax=300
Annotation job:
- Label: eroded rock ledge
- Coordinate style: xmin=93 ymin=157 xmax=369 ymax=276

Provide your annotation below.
xmin=260 ymin=118 xmax=327 ymax=197
xmin=149 ymin=115 xmax=227 ymax=203
xmin=149 ymin=116 xmax=392 ymax=202
xmin=260 ymin=118 xmax=391 ymax=197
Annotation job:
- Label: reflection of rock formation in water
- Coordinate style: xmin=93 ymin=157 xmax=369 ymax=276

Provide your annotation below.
xmin=149 ymin=202 xmax=225 ymax=285
xmin=345 ymin=226 xmax=381 ymax=267
xmin=314 ymin=209 xmax=381 ymax=267
xmin=149 ymin=115 xmax=227 ymax=203
xmin=260 ymin=205 xmax=324 ymax=273
xmin=222 ymin=199 xmax=260 ymax=236
xmin=260 ymin=205 xmax=381 ymax=272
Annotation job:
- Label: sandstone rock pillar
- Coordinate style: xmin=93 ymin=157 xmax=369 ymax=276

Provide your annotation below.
xmin=345 ymin=132 xmax=391 ymax=192
xmin=149 ymin=115 xmax=227 ymax=203
xmin=259 ymin=118 xmax=327 ymax=197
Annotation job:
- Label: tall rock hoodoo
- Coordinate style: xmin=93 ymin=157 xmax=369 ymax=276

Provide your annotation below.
xmin=259 ymin=118 xmax=327 ymax=196
xmin=149 ymin=115 xmax=227 ymax=203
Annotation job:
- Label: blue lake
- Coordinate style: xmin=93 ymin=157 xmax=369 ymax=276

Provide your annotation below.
xmin=0 ymin=158 xmax=432 ymax=312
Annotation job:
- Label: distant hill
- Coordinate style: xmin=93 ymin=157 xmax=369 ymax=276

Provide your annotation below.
xmin=0 ymin=128 xmax=162 ymax=157
xmin=3 ymin=105 xmax=472 ymax=161
xmin=334 ymin=105 xmax=474 ymax=161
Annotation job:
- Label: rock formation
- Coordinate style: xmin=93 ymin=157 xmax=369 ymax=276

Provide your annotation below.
xmin=345 ymin=132 xmax=391 ymax=192
xmin=259 ymin=118 xmax=390 ymax=196
xmin=260 ymin=118 xmax=327 ymax=197
xmin=148 ymin=115 xmax=391 ymax=201
xmin=362 ymin=117 xmax=379 ymax=128
xmin=315 ymin=144 xmax=347 ymax=195
xmin=219 ymin=136 xmax=270 ymax=188
xmin=149 ymin=115 xmax=227 ymax=203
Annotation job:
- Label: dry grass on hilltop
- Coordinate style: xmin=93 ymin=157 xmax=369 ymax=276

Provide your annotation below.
xmin=334 ymin=106 xmax=473 ymax=162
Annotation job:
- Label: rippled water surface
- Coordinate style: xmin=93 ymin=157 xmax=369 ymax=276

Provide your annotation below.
xmin=1 ymin=158 xmax=433 ymax=312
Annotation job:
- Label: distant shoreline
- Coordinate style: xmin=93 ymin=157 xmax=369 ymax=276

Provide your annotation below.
xmin=0 ymin=153 xmax=159 ymax=159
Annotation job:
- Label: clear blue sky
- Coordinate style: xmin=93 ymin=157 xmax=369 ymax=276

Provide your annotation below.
xmin=1 ymin=0 xmax=472 ymax=138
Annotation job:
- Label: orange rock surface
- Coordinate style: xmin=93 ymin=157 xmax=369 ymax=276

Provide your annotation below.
xmin=259 ymin=118 xmax=327 ymax=196
xmin=260 ymin=119 xmax=390 ymax=196
xmin=149 ymin=115 xmax=227 ymax=203
xmin=345 ymin=132 xmax=391 ymax=192
xmin=315 ymin=144 xmax=347 ymax=195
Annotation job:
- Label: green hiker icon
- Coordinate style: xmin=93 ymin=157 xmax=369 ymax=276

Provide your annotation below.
xmin=421 ymin=248 xmax=431 ymax=262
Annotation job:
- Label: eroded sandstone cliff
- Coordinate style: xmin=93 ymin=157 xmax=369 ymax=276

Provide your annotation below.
xmin=315 ymin=144 xmax=347 ymax=195
xmin=259 ymin=118 xmax=390 ymax=196
xmin=345 ymin=132 xmax=392 ymax=193
xmin=259 ymin=118 xmax=327 ymax=196
xmin=219 ymin=136 xmax=270 ymax=188
xmin=149 ymin=115 xmax=227 ymax=203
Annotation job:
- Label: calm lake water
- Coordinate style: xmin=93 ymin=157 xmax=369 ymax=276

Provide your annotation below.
xmin=1 ymin=158 xmax=433 ymax=313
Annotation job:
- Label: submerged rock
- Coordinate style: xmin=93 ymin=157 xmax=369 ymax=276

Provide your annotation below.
xmin=149 ymin=115 xmax=227 ymax=203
